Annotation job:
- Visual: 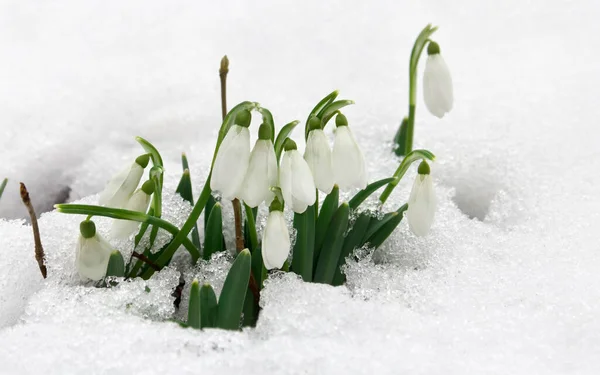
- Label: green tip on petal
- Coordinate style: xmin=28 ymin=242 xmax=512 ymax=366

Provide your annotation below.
xmin=258 ymin=123 xmax=271 ymax=140
xmin=308 ymin=116 xmax=322 ymax=132
xmin=141 ymin=180 xmax=155 ymax=195
xmin=269 ymin=196 xmax=284 ymax=212
xmin=335 ymin=113 xmax=348 ymax=127
xmin=135 ymin=154 xmax=151 ymax=168
xmin=427 ymin=41 xmax=440 ymax=55
xmin=283 ymin=138 xmax=297 ymax=151
xmin=80 ymin=220 xmax=96 ymax=239
xmin=234 ymin=109 xmax=252 ymax=128
xmin=418 ymin=160 xmax=431 ymax=175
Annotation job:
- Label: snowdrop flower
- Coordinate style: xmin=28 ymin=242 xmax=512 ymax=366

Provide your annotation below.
xmin=423 ymin=41 xmax=453 ymax=118
xmin=239 ymin=123 xmax=278 ymax=207
xmin=98 ymin=154 xmax=149 ymax=208
xmin=76 ymin=220 xmax=114 ymax=281
xmin=304 ymin=116 xmax=334 ymax=194
xmin=111 ymin=180 xmax=154 ymax=239
xmin=332 ymin=113 xmax=367 ymax=190
xmin=210 ymin=109 xmax=251 ymax=200
xmin=406 ymin=161 xmax=436 ymax=236
xmin=261 ymin=198 xmax=290 ymax=270
xmin=279 ymin=139 xmax=316 ymax=214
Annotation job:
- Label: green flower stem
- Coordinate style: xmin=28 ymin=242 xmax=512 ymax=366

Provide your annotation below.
xmin=379 ymin=149 xmax=435 ymax=204
xmin=0 ymin=178 xmax=7 ymax=200
xmin=55 ymin=204 xmax=200 ymax=262
xmin=244 ymin=203 xmax=258 ymax=250
xmin=404 ymin=104 xmax=416 ymax=156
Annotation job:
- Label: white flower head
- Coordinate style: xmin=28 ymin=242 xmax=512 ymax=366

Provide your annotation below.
xmin=332 ymin=114 xmax=367 ymax=190
xmin=239 ymin=124 xmax=278 ymax=208
xmin=98 ymin=154 xmax=149 ymax=209
xmin=406 ymin=161 xmax=436 ymax=237
xmin=279 ymin=139 xmax=316 ymax=214
xmin=210 ymin=109 xmax=252 ymax=201
xmin=261 ymin=199 xmax=290 ymax=270
xmin=76 ymin=220 xmax=114 ymax=281
xmin=423 ymin=41 xmax=453 ymax=118
xmin=304 ymin=116 xmax=334 ymax=194
xmin=111 ymin=180 xmax=154 ymax=239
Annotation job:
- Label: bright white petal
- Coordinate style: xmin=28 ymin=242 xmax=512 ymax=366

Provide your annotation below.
xmin=111 ymin=190 xmax=151 ymax=239
xmin=279 ymin=152 xmax=294 ymax=209
xmin=423 ymin=54 xmax=453 ymax=118
xmin=239 ymin=140 xmax=277 ymax=207
xmin=261 ymin=211 xmax=290 ymax=269
xmin=406 ymin=174 xmax=436 ymax=236
xmin=76 ymin=235 xmax=114 ymax=280
xmin=210 ymin=125 xmax=250 ymax=200
xmin=98 ymin=163 xmax=144 ymax=208
xmin=289 ymin=150 xmax=316 ymax=213
xmin=332 ymin=126 xmax=367 ymax=190
xmin=304 ymin=129 xmax=334 ymax=194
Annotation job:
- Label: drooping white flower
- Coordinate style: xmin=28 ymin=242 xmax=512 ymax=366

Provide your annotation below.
xmin=406 ymin=161 xmax=436 ymax=237
xmin=210 ymin=110 xmax=252 ymax=200
xmin=98 ymin=154 xmax=149 ymax=209
xmin=423 ymin=41 xmax=453 ymax=118
xmin=261 ymin=201 xmax=290 ymax=270
xmin=332 ymin=114 xmax=367 ymax=190
xmin=239 ymin=124 xmax=278 ymax=207
xmin=111 ymin=180 xmax=154 ymax=239
xmin=304 ymin=117 xmax=334 ymax=194
xmin=76 ymin=220 xmax=114 ymax=281
xmin=279 ymin=139 xmax=316 ymax=214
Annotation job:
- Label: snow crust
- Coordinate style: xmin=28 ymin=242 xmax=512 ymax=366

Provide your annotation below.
xmin=2 ymin=0 xmax=600 ymax=373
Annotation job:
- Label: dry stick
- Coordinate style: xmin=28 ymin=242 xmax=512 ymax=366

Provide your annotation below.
xmin=131 ymin=252 xmax=161 ymax=271
xmin=219 ymin=55 xmax=260 ymax=306
xmin=19 ymin=183 xmax=47 ymax=279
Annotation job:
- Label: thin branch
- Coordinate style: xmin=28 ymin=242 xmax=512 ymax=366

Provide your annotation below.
xmin=20 ymin=183 xmax=47 ymax=279
xmin=131 ymin=252 xmax=161 ymax=271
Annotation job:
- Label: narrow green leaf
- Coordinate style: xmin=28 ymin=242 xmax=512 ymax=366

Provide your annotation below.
xmin=361 ymin=211 xmax=397 ymax=244
xmin=364 ymin=204 xmax=408 ymax=248
xmin=134 ymin=207 xmax=153 ymax=248
xmin=105 ymin=251 xmax=125 ymax=278
xmin=349 ymin=178 xmax=396 ymax=210
xmin=332 ymin=212 xmax=371 ymax=286
xmin=205 ymin=194 xmax=217 ymax=232
xmin=313 ymin=203 xmax=350 ymax=284
xmin=217 ymin=249 xmax=252 ymax=330
xmin=319 ymin=100 xmax=355 ymax=128
xmin=181 ymin=152 xmax=190 ymax=171
xmin=0 ymin=178 xmax=7 ymax=200
xmin=251 ymin=244 xmax=266 ymax=289
xmin=291 ymin=204 xmax=316 ymax=282
xmin=203 ymin=203 xmax=223 ymax=260
xmin=275 ymin=120 xmax=300 ymax=161
xmin=314 ymin=186 xmax=339 ymax=264
xmin=241 ymin=288 xmax=258 ymax=327
xmin=176 ymin=167 xmax=201 ymax=251
xmin=149 ymin=166 xmax=163 ymax=218
xmin=199 ymin=283 xmax=218 ymax=329
xmin=305 ymin=90 xmax=339 ymax=139
xmin=243 ymin=204 xmax=258 ymax=252
xmin=187 ymin=280 xmax=201 ymax=329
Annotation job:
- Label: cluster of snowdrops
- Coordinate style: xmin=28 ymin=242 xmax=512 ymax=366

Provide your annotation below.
xmin=56 ymin=24 xmax=452 ymax=330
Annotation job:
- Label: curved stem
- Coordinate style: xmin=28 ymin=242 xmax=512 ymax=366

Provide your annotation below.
xmin=378 ymin=149 xmax=435 ymax=204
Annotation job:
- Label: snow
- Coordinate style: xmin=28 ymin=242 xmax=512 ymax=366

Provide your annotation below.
xmin=2 ymin=0 xmax=600 ymax=373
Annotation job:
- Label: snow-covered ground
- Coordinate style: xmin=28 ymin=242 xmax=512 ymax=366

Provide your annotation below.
xmin=1 ymin=0 xmax=599 ymax=373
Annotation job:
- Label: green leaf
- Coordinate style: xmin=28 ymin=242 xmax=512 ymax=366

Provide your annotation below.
xmin=187 ymin=280 xmax=201 ymax=329
xmin=203 ymin=203 xmax=223 ymax=260
xmin=319 ymin=100 xmax=355 ymax=128
xmin=313 ymin=203 xmax=350 ymax=284
xmin=251 ymin=244 xmax=266 ymax=289
xmin=241 ymin=288 xmax=258 ymax=327
xmin=134 ymin=207 xmax=153 ymax=248
xmin=199 ymin=283 xmax=218 ymax=329
xmin=0 ymin=178 xmax=7 ymax=201
xmin=217 ymin=249 xmax=251 ymax=330
xmin=105 ymin=251 xmax=125 ymax=278
xmin=291 ymin=204 xmax=316 ymax=282
xmin=379 ymin=149 xmax=435 ymax=204
xmin=332 ymin=212 xmax=371 ymax=286
xmin=275 ymin=120 xmax=300 ymax=161
xmin=243 ymin=204 xmax=258 ymax=252
xmin=364 ymin=204 xmax=408 ymax=248
xmin=361 ymin=211 xmax=398 ymax=244
xmin=176 ymin=167 xmax=201 ymax=251
xmin=314 ymin=186 xmax=339 ymax=264
xmin=149 ymin=166 xmax=163 ymax=218
xmin=348 ymin=177 xmax=395 ymax=210
xmin=393 ymin=117 xmax=409 ymax=156
xmin=257 ymin=106 xmax=276 ymax=143
xmin=305 ymin=90 xmax=339 ymax=139
xmin=181 ymin=152 xmax=190 ymax=171
xmin=205 ymin=194 xmax=217 ymax=232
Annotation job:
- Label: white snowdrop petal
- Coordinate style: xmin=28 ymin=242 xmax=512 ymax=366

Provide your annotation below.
xmin=111 ymin=190 xmax=151 ymax=239
xmin=332 ymin=126 xmax=367 ymax=190
xmin=304 ymin=129 xmax=334 ymax=194
xmin=279 ymin=153 xmax=294 ymax=209
xmin=261 ymin=211 xmax=290 ymax=270
xmin=98 ymin=163 xmax=144 ymax=208
xmin=76 ymin=235 xmax=114 ymax=281
xmin=240 ymin=140 xmax=277 ymax=207
xmin=407 ymin=174 xmax=436 ymax=236
xmin=423 ymin=54 xmax=453 ymax=118
xmin=290 ymin=151 xmax=316 ymax=208
xmin=210 ymin=125 xmax=250 ymax=200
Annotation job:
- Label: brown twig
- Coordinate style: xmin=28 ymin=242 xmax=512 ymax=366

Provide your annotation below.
xmin=131 ymin=252 xmax=161 ymax=271
xmin=19 ymin=183 xmax=47 ymax=279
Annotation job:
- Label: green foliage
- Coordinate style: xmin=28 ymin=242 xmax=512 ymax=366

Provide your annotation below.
xmin=216 ymin=249 xmax=251 ymax=330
